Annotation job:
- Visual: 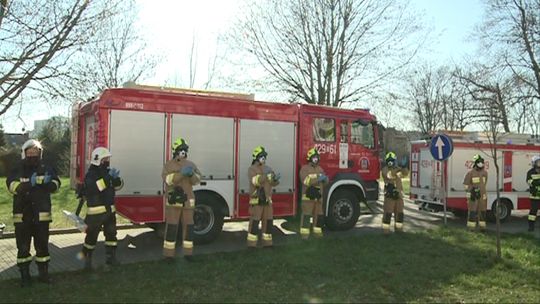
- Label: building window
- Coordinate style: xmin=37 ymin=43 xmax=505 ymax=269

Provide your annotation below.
xmin=313 ymin=118 xmax=335 ymax=142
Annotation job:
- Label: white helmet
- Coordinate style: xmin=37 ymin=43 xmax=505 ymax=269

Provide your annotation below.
xmin=532 ymin=155 xmax=540 ymax=167
xmin=90 ymin=147 xmax=112 ymax=166
xmin=21 ymin=139 xmax=43 ymax=159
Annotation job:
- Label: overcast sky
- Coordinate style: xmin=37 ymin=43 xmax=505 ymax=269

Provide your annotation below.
xmin=1 ymin=0 xmax=483 ymax=133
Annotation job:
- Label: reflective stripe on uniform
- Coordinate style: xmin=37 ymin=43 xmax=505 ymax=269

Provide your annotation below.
xmin=249 ymin=198 xmax=259 ymax=205
xmin=382 ymin=223 xmax=390 ymax=229
xmin=8 ymin=181 xmax=20 ymax=194
xmin=183 ymin=241 xmax=193 ymax=249
xmin=472 ymin=177 xmax=481 ymax=183
xmin=302 ymin=195 xmax=311 ymax=201
xmin=114 ymin=179 xmax=124 ymax=191
xmin=252 ymin=175 xmax=261 ymax=186
xmin=529 ymin=215 xmax=537 ymax=221
xmin=187 ymin=199 xmax=195 ymax=208
xmin=300 ymin=228 xmax=310 ymax=235
xmin=35 ymin=255 xmax=50 ymax=263
xmin=13 ymin=213 xmax=23 ymax=223
xmin=105 ymin=241 xmax=118 ymax=247
xmin=478 ymin=221 xmax=486 ymax=228
xmin=96 ymin=178 xmax=107 ymax=191
xmin=83 ymin=243 xmax=95 ymax=250
xmin=466 ymin=193 xmax=471 ymax=198
xmin=51 ymin=180 xmax=60 ymax=192
xmin=38 ymin=212 xmax=51 ymax=222
xmin=262 ymin=233 xmax=272 ymax=241
xmin=163 ymin=241 xmax=176 ymax=250
xmin=395 ymin=222 xmax=403 ymax=229
xmin=87 ymin=205 xmax=115 ymax=215
xmin=247 ymin=233 xmax=257 ymax=241
xmin=165 ymin=173 xmax=175 ymax=186
xmin=467 ymin=221 xmax=476 ymax=228
xmin=313 ymin=227 xmax=322 ymax=234
xmin=17 ymin=256 xmax=33 ymax=264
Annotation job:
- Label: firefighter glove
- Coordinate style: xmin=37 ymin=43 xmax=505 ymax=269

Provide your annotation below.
xmin=273 ymin=172 xmax=281 ymax=182
xmin=317 ymin=174 xmax=328 ymax=183
xmin=181 ymin=166 xmax=194 ymax=177
xmin=109 ymin=168 xmax=120 ymax=179
xmin=532 ymin=179 xmax=540 ymax=187
xmin=43 ymin=173 xmax=52 ymax=184
xmin=30 ymin=173 xmax=37 ymax=187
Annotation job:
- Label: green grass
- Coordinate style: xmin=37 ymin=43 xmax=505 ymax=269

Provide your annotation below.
xmin=1 ymin=227 xmax=538 ymax=303
xmin=0 ymin=177 xmax=128 ymax=232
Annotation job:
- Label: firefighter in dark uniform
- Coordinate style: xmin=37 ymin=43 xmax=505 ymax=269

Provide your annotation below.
xmin=381 ymin=152 xmax=408 ymax=234
xmin=80 ymin=147 xmax=124 ymax=269
xmin=299 ymin=148 xmax=328 ymax=239
xmin=526 ymin=155 xmax=540 ymax=232
xmin=6 ymin=139 xmax=60 ymax=287
xmin=463 ymin=154 xmax=488 ymax=231
xmin=162 ymin=138 xmax=201 ymax=260
xmin=247 ymin=146 xmax=280 ymax=248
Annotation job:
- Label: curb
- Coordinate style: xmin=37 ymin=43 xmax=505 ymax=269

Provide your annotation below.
xmin=0 ymin=223 xmax=141 ymax=239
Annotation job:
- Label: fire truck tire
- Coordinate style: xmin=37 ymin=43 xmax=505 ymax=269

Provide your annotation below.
xmin=487 ymin=199 xmax=512 ymax=223
xmin=193 ymin=192 xmax=225 ymax=245
xmin=326 ymin=189 xmax=360 ymax=231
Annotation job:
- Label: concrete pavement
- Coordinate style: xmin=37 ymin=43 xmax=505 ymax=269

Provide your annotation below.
xmin=0 ymin=199 xmax=537 ymax=281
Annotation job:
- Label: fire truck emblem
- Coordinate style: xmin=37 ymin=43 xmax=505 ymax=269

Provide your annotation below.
xmin=360 ymin=157 xmax=369 ymax=170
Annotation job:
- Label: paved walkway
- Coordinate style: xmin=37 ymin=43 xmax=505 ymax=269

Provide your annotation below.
xmin=0 ymin=199 xmax=537 ymax=281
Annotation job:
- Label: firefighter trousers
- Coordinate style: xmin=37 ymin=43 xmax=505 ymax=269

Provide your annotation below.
xmin=163 ymin=201 xmax=195 ymax=258
xmin=300 ymin=200 xmax=324 ymax=239
xmin=247 ymin=204 xmax=273 ymax=248
xmin=467 ymin=198 xmax=487 ymax=230
xmin=15 ymin=221 xmax=50 ymax=268
xmin=528 ymin=199 xmax=539 ymax=231
xmin=82 ymin=211 xmax=117 ymax=254
xmin=382 ymin=198 xmax=404 ymax=233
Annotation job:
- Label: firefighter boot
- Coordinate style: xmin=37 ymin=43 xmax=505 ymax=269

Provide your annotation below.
xmin=300 ymin=215 xmax=311 ymax=240
xmin=82 ymin=248 xmax=93 ymax=271
xmin=528 ymin=219 xmax=535 ymax=232
xmin=395 ymin=213 xmax=404 ymax=233
xmin=382 ymin=213 xmax=392 ymax=234
xmin=105 ymin=246 xmax=120 ymax=266
xmin=313 ymin=215 xmax=324 ymax=237
xmin=247 ymin=220 xmax=259 ymax=248
xmin=18 ymin=263 xmax=32 ymax=288
xmin=37 ymin=262 xmax=52 ymax=284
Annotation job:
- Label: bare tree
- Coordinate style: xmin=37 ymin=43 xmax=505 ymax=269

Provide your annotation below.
xmin=477 ymin=0 xmax=540 ymax=134
xmin=0 ymin=0 xmax=123 ymax=116
xmin=231 ymin=0 xmax=426 ymax=107
xmin=59 ymin=0 xmax=158 ymax=102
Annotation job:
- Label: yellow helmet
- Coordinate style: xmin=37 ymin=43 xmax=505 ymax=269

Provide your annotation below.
xmin=252 ymin=146 xmax=267 ymax=160
xmin=172 ymin=137 xmax=189 ymax=152
xmin=473 ymin=154 xmax=484 ymax=167
xmin=385 ymin=152 xmax=396 ymax=162
xmin=306 ymin=147 xmax=319 ymax=161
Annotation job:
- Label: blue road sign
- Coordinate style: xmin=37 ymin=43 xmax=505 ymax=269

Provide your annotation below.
xmin=429 ymin=134 xmax=454 ymax=161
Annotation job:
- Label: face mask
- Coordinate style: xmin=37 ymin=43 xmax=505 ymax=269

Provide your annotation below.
xmin=387 ymin=160 xmax=394 ymax=167
xmin=476 ymin=162 xmax=484 ymax=169
xmin=258 ymin=156 xmax=266 ymax=165
xmin=100 ymin=161 xmax=110 ymax=169
xmin=311 ymin=157 xmax=319 ymax=165
xmin=178 ymin=150 xmax=187 ymax=158
xmin=25 ymin=156 xmax=40 ymax=167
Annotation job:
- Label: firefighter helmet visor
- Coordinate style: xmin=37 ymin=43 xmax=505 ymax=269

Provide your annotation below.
xmin=21 ymin=139 xmax=43 ymax=159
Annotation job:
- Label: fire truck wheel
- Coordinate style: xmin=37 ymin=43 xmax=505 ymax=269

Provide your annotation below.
xmin=326 ymin=189 xmax=360 ymax=231
xmin=487 ymin=199 xmax=512 ymax=223
xmin=193 ymin=192 xmax=225 ymax=245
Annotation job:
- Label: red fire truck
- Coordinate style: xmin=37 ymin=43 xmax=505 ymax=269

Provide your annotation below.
xmin=410 ymin=132 xmax=540 ymax=222
xmin=70 ymin=85 xmax=381 ymax=243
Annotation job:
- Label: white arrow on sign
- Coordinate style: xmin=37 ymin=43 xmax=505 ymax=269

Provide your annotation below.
xmin=435 ymin=136 xmax=445 ymax=159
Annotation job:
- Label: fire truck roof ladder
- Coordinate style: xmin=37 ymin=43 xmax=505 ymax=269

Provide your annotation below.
xmin=122 ymin=82 xmax=255 ymax=101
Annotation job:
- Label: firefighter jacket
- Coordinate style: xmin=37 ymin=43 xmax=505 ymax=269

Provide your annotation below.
xmin=299 ymin=163 xmax=327 ymax=201
xmin=463 ymin=168 xmax=488 ymax=201
xmin=84 ymin=165 xmax=123 ymax=212
xmin=526 ymin=167 xmax=540 ymax=199
xmin=382 ymin=166 xmax=408 ymax=199
xmin=248 ymin=163 xmax=279 ymax=205
xmin=6 ymin=162 xmax=60 ymax=223
xmin=162 ymin=158 xmax=201 ymax=203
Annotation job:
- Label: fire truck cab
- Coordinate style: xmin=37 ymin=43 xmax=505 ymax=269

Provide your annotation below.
xmin=410 ymin=132 xmax=540 ymax=222
xmin=70 ymin=85 xmax=381 ymax=243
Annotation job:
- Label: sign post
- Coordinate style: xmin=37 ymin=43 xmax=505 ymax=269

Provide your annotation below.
xmin=429 ymin=134 xmax=454 ymax=226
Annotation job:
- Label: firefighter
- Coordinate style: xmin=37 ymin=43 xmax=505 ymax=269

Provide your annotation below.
xmin=6 ymin=139 xmax=60 ymax=287
xmin=526 ymin=155 xmax=540 ymax=232
xmin=80 ymin=147 xmax=124 ymax=270
xmin=381 ymin=152 xmax=408 ymax=234
xmin=463 ymin=154 xmax=488 ymax=231
xmin=162 ymin=137 xmax=201 ymax=260
xmin=247 ymin=146 xmax=280 ymax=248
xmin=299 ymin=148 xmax=328 ymax=239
